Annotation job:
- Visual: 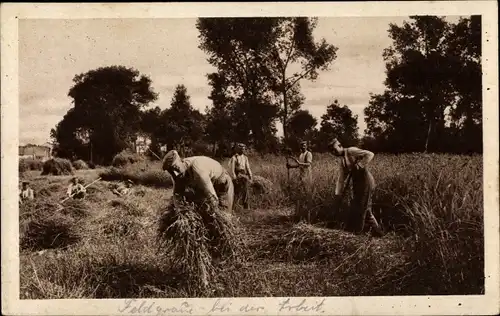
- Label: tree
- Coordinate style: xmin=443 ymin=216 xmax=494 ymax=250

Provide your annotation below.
xmin=196 ymin=17 xmax=337 ymax=151
xmin=446 ymin=16 xmax=482 ymax=153
xmin=51 ymin=66 xmax=158 ymax=164
xmin=365 ymin=16 xmax=482 ymax=153
xmin=156 ymin=85 xmax=205 ymax=156
xmin=197 ymin=18 xmax=281 ymax=152
xmin=316 ymin=100 xmax=359 ymax=151
xmin=205 ymin=72 xmax=235 ymax=155
xmin=264 ymin=18 xmax=337 ymax=143
xmin=286 ymin=109 xmax=318 ymax=151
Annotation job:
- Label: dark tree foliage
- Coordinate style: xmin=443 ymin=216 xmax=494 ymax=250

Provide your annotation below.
xmin=364 ymin=16 xmax=482 ymax=153
xmin=51 ymin=66 xmax=158 ymax=164
xmin=155 ymin=85 xmax=205 ymax=156
xmin=316 ymin=100 xmax=359 ymax=151
xmin=287 ymin=109 xmax=318 ymax=151
xmin=197 ymin=17 xmax=337 ymax=152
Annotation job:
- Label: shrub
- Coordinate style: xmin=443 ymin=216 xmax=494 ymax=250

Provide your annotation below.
xmin=19 ymin=158 xmax=44 ymax=173
xmin=41 ymin=158 xmax=74 ymax=176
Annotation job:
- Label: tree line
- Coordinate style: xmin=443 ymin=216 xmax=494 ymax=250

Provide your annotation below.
xmin=50 ymin=16 xmax=482 ymax=165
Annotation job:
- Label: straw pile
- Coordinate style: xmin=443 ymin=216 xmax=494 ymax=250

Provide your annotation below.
xmin=41 ymin=158 xmax=74 ymax=176
xmin=20 ymin=200 xmax=86 ymax=251
xmin=251 ymin=175 xmax=274 ymax=195
xmin=156 ymin=198 xmax=243 ymax=292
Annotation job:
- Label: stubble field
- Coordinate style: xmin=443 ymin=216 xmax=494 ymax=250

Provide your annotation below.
xmin=19 ymin=153 xmax=484 ymax=298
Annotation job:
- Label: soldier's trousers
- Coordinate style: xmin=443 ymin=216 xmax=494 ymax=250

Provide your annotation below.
xmin=348 ymin=167 xmax=380 ymax=233
xmin=214 ymin=172 xmax=234 ymax=213
xmin=234 ymin=173 xmax=250 ymax=208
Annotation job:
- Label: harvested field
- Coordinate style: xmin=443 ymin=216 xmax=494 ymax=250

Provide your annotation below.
xmin=19 ymin=153 xmax=484 ymax=298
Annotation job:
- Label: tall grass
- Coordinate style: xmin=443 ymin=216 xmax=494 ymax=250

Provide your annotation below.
xmin=19 ymin=153 xmax=484 ymax=298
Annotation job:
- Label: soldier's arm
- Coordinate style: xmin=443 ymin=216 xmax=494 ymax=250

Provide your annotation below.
xmin=192 ymin=166 xmax=219 ymax=208
xmin=335 ymin=161 xmax=345 ymax=196
xmin=172 ymin=178 xmax=186 ymax=200
xmin=228 ymin=156 xmax=236 ymax=179
xmin=245 ymin=156 xmax=253 ymax=180
xmin=300 ymin=152 xmax=313 ymax=167
xmin=348 ymin=147 xmax=374 ymax=168
xmin=67 ymin=185 xmax=73 ymax=196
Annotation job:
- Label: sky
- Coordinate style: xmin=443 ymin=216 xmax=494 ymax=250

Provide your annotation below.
xmin=18 ymin=17 xmax=458 ymax=146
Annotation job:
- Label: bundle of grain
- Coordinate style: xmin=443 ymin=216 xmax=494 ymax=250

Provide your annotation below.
xmin=156 ymin=199 xmax=243 ymax=292
xmin=41 ymin=158 xmax=74 ymax=176
xmin=72 ymin=159 xmax=88 ymax=170
xmin=251 ymin=175 xmax=274 ymax=195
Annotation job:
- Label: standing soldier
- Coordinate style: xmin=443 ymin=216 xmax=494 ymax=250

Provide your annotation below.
xmin=228 ymin=143 xmax=253 ymax=210
xmin=329 ymin=138 xmax=384 ymax=237
xmin=287 ymin=141 xmax=313 ymax=185
xmin=162 ymin=150 xmax=234 ymax=213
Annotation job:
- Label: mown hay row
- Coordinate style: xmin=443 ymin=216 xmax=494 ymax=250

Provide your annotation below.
xmin=99 ymin=167 xmax=172 ymax=188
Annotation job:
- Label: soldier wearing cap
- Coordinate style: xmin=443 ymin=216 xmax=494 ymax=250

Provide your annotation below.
xmin=228 ymin=143 xmax=253 ymax=210
xmin=67 ymin=177 xmax=86 ymax=200
xmin=20 ymin=181 xmax=34 ymax=203
xmin=162 ymin=150 xmax=234 ymax=213
xmin=329 ymin=138 xmax=383 ymax=237
xmin=287 ymin=141 xmax=313 ymax=185
xmin=112 ymin=179 xmax=134 ymax=196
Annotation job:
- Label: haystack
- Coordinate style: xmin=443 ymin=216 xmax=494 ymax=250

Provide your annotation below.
xmin=250 ymin=175 xmax=274 ymax=195
xmin=111 ymin=149 xmax=144 ymax=168
xmin=41 ymin=158 xmax=74 ymax=176
xmin=72 ymin=159 xmax=88 ymax=170
xmin=156 ymin=199 xmax=243 ymax=292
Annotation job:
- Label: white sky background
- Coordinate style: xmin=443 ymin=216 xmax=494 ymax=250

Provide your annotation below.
xmin=19 ymin=16 xmax=461 ymax=146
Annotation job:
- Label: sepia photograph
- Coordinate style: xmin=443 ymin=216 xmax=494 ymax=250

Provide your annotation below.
xmin=2 ymin=2 xmax=499 ymax=316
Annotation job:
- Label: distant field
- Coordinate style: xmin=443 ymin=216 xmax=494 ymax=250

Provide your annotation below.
xmin=19 ymin=153 xmax=484 ymax=298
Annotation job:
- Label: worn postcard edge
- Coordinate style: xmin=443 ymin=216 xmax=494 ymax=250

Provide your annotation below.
xmin=1 ymin=2 xmax=499 ymax=316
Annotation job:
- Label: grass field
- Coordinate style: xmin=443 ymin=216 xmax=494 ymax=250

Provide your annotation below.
xmin=19 ymin=153 xmax=484 ymax=298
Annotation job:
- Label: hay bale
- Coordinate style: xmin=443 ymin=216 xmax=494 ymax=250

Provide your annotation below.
xmin=156 ymin=200 xmax=243 ymax=291
xmin=41 ymin=158 xmax=74 ymax=176
xmin=251 ymin=175 xmax=274 ymax=195
xmin=72 ymin=159 xmax=88 ymax=170
xmin=112 ymin=149 xmax=144 ymax=168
